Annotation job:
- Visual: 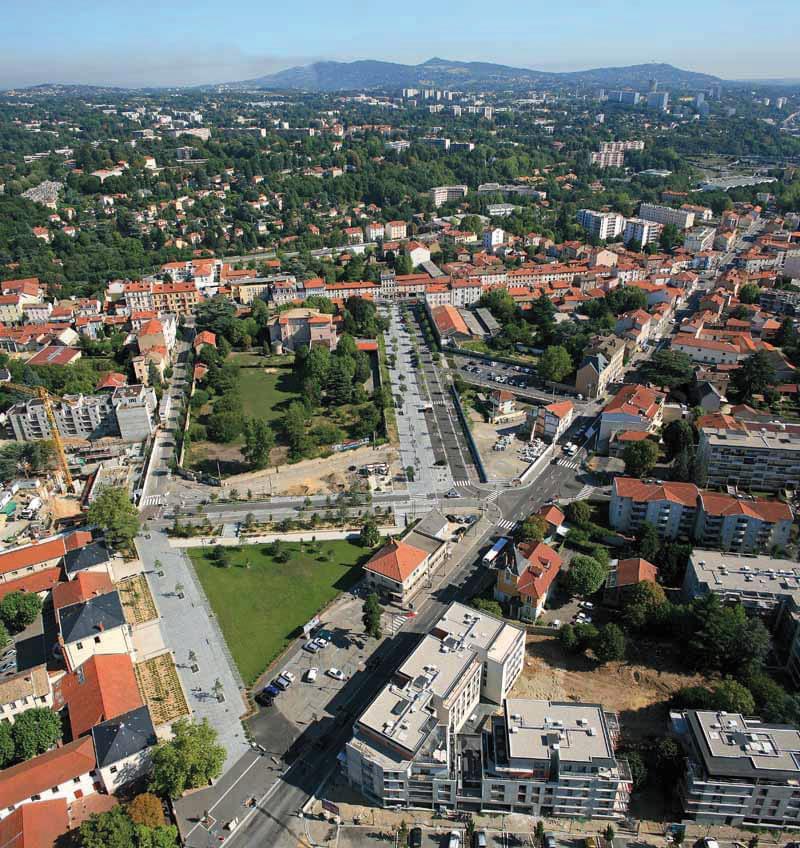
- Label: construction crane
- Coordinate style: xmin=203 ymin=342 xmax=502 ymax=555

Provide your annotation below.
xmin=2 ymin=382 xmax=75 ymax=491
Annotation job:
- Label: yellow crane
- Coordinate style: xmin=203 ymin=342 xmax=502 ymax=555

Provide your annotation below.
xmin=3 ymin=382 xmax=75 ymax=491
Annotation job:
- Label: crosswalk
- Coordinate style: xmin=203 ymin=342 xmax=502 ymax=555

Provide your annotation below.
xmin=486 ymin=490 xmax=502 ymax=504
xmin=453 ymin=480 xmax=472 ymax=488
xmin=386 ymin=614 xmax=407 ymax=634
xmin=140 ymin=495 xmax=164 ymax=507
xmin=574 ymin=484 xmax=595 ymax=501
xmin=557 ymin=458 xmax=581 ymax=470
xmin=497 ymin=519 xmax=518 ymax=532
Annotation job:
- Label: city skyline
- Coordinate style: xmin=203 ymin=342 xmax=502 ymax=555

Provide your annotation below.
xmin=2 ymin=0 xmax=799 ymax=89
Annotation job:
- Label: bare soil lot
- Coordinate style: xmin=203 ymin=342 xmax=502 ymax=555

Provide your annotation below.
xmin=513 ymin=632 xmax=708 ymax=740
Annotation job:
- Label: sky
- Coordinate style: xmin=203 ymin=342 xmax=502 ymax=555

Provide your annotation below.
xmin=2 ymin=0 xmax=799 ymax=88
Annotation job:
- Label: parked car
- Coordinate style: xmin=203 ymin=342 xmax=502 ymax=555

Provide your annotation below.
xmin=448 ymin=831 xmax=461 ymax=848
xmin=545 ymin=833 xmax=557 ymax=848
xmin=264 ymin=683 xmax=281 ymax=698
xmin=314 ymin=635 xmax=330 ymax=648
xmin=303 ymin=640 xmax=320 ymax=653
xmin=305 ymin=668 xmax=318 ymax=683
xmin=409 ymin=827 xmax=423 ymax=848
xmin=327 ymin=667 xmax=345 ymax=681
xmin=473 ymin=832 xmax=488 ymax=848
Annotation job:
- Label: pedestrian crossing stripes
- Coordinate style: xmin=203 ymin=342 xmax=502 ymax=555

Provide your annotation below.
xmin=387 ymin=615 xmax=406 ymax=634
xmin=140 ymin=495 xmax=164 ymax=507
xmin=486 ymin=490 xmax=501 ymax=503
xmin=557 ymin=458 xmax=581 ymax=470
xmin=453 ymin=480 xmax=472 ymax=488
xmin=497 ymin=519 xmax=518 ymax=531
xmin=574 ymin=484 xmax=595 ymax=500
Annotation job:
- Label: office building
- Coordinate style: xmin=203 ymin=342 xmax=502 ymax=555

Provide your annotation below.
xmin=639 ymin=203 xmax=695 ymax=230
xmin=684 ymin=227 xmax=717 ymax=252
xmin=577 ymin=209 xmax=625 ymax=241
xmin=646 ymin=91 xmax=670 ymax=111
xmin=670 ymin=709 xmax=800 ymax=827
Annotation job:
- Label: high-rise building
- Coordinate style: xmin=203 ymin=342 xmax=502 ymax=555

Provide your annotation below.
xmin=646 ymin=91 xmax=670 ymax=111
xmin=577 ymin=209 xmax=625 ymax=241
xmin=639 ymin=202 xmax=695 ymax=230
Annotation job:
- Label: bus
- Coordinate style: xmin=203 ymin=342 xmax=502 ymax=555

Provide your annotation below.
xmin=483 ymin=537 xmax=510 ymax=566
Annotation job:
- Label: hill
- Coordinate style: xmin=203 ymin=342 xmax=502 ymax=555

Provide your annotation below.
xmin=233 ymin=57 xmax=722 ymax=92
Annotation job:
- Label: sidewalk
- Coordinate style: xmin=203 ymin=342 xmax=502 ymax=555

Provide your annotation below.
xmin=135 ymin=530 xmax=251 ymax=767
xmin=168 ymin=525 xmax=404 ymax=547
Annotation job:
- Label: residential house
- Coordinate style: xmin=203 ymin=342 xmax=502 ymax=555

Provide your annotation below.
xmin=598 ymin=384 xmax=664 ymax=452
xmin=494 ymin=541 xmax=563 ymax=621
xmin=603 ymin=558 xmax=658 ymax=605
xmin=533 ymin=400 xmax=574 ymax=443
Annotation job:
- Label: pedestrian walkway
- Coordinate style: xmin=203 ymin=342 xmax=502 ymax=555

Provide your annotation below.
xmin=453 ymin=479 xmax=472 ymax=487
xmin=141 ymin=494 xmax=165 ymax=506
xmin=556 ymin=458 xmax=581 ymax=470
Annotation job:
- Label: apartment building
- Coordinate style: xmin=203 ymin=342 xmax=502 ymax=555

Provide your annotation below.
xmin=430 ymin=185 xmax=468 ymax=208
xmin=683 ymin=550 xmax=800 ymax=685
xmin=7 ymin=385 xmax=156 ymax=443
xmin=344 ymin=602 xmax=531 ymax=811
xmin=684 ymin=227 xmax=717 ymax=252
xmin=384 ymin=220 xmax=408 ymax=240
xmin=576 ymin=210 xmax=625 ymax=241
xmin=623 ymin=217 xmax=663 ymax=249
xmin=697 ymin=426 xmax=800 ymax=492
xmin=0 ymin=666 xmax=53 ymax=725
xmin=671 ymin=708 xmax=800 ymax=827
xmin=533 ymin=400 xmax=574 ymax=443
xmin=639 ymin=203 xmax=696 ymax=230
xmin=575 ymin=336 xmax=626 ymax=399
xmin=610 ymin=479 xmax=792 ymax=552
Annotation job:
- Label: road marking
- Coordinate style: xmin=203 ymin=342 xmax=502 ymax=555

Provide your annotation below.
xmin=141 ymin=495 xmax=164 ymax=507
xmin=497 ymin=519 xmax=518 ymax=531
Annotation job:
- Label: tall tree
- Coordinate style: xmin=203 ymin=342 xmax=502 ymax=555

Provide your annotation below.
xmin=87 ymin=486 xmax=140 ymax=550
xmin=623 ymin=439 xmax=659 ymax=477
xmin=241 ymin=419 xmax=275 ymax=469
xmin=12 ymin=708 xmax=61 ymax=761
xmin=149 ymin=718 xmax=225 ymax=799
xmin=730 ymin=350 xmax=776 ymax=401
xmin=538 ymin=345 xmax=573 ymax=383
xmin=362 ymin=592 xmax=382 ymax=639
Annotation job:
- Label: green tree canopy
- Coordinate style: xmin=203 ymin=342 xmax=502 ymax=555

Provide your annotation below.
xmin=538 ymin=345 xmax=573 ymax=383
xmin=241 ymin=419 xmax=275 ymax=469
xmin=86 ymin=485 xmax=140 ymax=550
xmin=640 ymin=350 xmax=694 ymax=389
xmin=11 ymin=708 xmax=61 ymax=762
xmin=149 ymin=719 xmax=225 ymax=799
xmin=594 ymin=623 xmax=626 ymax=663
xmin=0 ymin=591 xmax=42 ymax=633
xmin=623 ymin=438 xmax=659 ymax=477
xmin=730 ymin=350 xmax=776 ymax=402
xmin=563 ymin=555 xmax=608 ymax=597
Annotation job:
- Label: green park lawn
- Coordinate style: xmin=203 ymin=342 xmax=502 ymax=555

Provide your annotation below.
xmin=188 ymin=540 xmax=371 ymax=684
xmin=237 ymin=361 xmax=302 ymax=423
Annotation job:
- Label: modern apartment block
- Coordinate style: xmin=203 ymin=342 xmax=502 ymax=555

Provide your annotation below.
xmin=623 ymin=217 xmax=663 ymax=248
xmin=683 ymin=550 xmax=800 ymax=684
xmin=7 ymin=385 xmax=157 ymax=443
xmin=343 ymin=602 xmax=629 ymax=817
xmin=684 ymin=227 xmax=717 ymax=252
xmin=697 ymin=426 xmax=800 ymax=493
xmin=576 ymin=209 xmax=625 ymax=241
xmin=671 ymin=709 xmax=800 ymax=827
xmin=638 ymin=203 xmax=695 ymax=230
xmin=430 ymin=185 xmax=468 ymax=208
xmin=610 ymin=479 xmax=793 ymax=552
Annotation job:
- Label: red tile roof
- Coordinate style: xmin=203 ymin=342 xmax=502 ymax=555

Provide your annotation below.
xmin=52 ymin=572 xmax=114 ymax=611
xmin=53 ymin=654 xmax=142 ymax=738
xmin=603 ymin=384 xmax=663 ymax=420
xmin=25 ymin=347 xmax=81 ymax=368
xmin=95 ymin=372 xmax=127 ymax=390
xmin=613 ymin=477 xmax=699 ymax=508
xmin=536 ymin=504 xmax=565 ymax=528
xmin=699 ymin=492 xmax=793 ymax=523
xmin=613 ymin=558 xmax=658 ymax=588
xmin=0 ymin=568 xmax=61 ymax=602
xmin=0 ymin=532 xmax=91 ymax=578
xmin=193 ymin=330 xmax=216 ymax=349
xmin=363 ymin=539 xmax=429 ymax=583
xmin=544 ymin=400 xmax=573 ymax=419
xmin=0 ymin=798 xmax=69 ymax=848
xmin=0 ymin=737 xmax=96 ymax=812
xmin=515 ymin=542 xmax=562 ymax=602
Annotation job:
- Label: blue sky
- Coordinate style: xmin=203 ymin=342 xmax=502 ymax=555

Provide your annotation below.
xmin=2 ymin=0 xmax=798 ymax=88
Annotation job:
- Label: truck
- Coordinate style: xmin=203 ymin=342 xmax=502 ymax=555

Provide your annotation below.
xmin=482 ymin=537 xmax=510 ymax=566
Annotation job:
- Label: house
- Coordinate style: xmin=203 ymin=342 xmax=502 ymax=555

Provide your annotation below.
xmin=53 ymin=653 xmax=143 ymax=739
xmin=55 ymin=590 xmax=135 ymax=673
xmin=598 ymin=384 xmax=664 ymax=451
xmin=193 ymin=330 xmax=216 ymax=353
xmin=604 ymin=558 xmax=659 ymax=605
xmin=494 ymin=541 xmax=562 ymax=621
xmin=533 ymin=400 xmax=574 ymax=443
xmin=268 ymin=308 xmax=337 ymax=353
xmin=362 ymin=513 xmax=450 ymax=606
xmin=0 ymin=531 xmax=91 ymax=587
xmin=25 ymin=346 xmax=82 ymax=368
xmin=0 ymin=666 xmax=54 ymax=725
xmin=489 ymin=390 xmax=517 ymax=424
xmin=91 ymin=705 xmax=156 ymax=793
xmin=536 ymin=504 xmax=565 ymax=539
xmin=0 ymin=736 xmax=97 ymax=821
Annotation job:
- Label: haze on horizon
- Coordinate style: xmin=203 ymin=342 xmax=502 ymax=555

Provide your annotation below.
xmin=3 ymin=0 xmax=799 ymax=89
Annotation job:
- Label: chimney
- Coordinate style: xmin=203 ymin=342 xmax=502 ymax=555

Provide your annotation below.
xmin=98 ymin=621 xmax=105 ymax=632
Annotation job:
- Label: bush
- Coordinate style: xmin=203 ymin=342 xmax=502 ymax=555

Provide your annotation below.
xmin=567 ymin=500 xmax=591 ymax=527
xmin=594 ymin=623 xmax=626 ymax=663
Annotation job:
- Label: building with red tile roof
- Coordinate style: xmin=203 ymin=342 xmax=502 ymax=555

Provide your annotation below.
xmin=25 ymin=347 xmax=82 ymax=368
xmin=0 ymin=531 xmax=92 ymax=584
xmin=599 ymin=384 xmax=664 ymax=450
xmin=495 ymin=541 xmax=563 ymax=620
xmin=52 ymin=572 xmax=114 ymax=611
xmin=193 ymin=330 xmax=216 ymax=351
xmin=604 ymin=557 xmax=659 ymax=605
xmin=363 ymin=539 xmax=432 ymax=605
xmin=0 ymin=568 xmax=61 ymax=602
xmin=0 ymin=798 xmax=69 ymax=848
xmin=53 ymin=654 xmax=143 ymax=739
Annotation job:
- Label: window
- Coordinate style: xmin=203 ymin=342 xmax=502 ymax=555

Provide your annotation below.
xmin=51 ymin=786 xmax=58 ymax=793
xmin=94 ymin=636 xmax=101 ymax=644
xmin=76 ymin=642 xmax=83 ymax=650
xmin=110 ymin=766 xmax=118 ymax=774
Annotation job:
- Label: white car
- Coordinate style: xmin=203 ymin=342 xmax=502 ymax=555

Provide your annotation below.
xmin=327 ymin=667 xmax=345 ymax=681
xmin=280 ymin=670 xmax=295 ymax=683
xmin=303 ymin=640 xmax=320 ymax=653
xmin=305 ymin=668 xmax=318 ymax=682
xmin=580 ymin=601 xmax=594 ymax=610
xmin=448 ymin=831 xmax=461 ymax=848
xmin=313 ymin=636 xmax=329 ymax=649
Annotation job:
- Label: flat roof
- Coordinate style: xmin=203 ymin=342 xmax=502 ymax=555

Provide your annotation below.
xmin=703 ymin=427 xmax=800 ymax=452
xmin=432 ymin=601 xmax=505 ymax=653
xmin=686 ymin=710 xmax=800 ymax=780
xmin=504 ymin=699 xmax=616 ymax=764
xmin=688 ymin=549 xmax=800 ymax=607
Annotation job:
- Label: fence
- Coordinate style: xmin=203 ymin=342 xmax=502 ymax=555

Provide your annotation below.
xmin=449 ymin=385 xmax=488 ymax=483
xmin=517 ymin=444 xmax=555 ymax=485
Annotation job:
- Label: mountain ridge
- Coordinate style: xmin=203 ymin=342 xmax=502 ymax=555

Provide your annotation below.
xmin=228 ymin=57 xmax=723 ymax=92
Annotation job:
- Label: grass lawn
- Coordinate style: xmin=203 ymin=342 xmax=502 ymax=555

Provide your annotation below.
xmin=188 ymin=540 xmax=372 ymax=684
xmin=237 ymin=361 xmax=303 ymax=423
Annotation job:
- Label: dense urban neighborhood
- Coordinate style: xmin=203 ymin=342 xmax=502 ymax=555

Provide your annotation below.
xmin=1 ymin=57 xmax=800 ymax=848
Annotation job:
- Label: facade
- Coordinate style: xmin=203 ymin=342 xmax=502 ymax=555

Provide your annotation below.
xmin=671 ymin=709 xmax=800 ymax=827
xmin=610 ymin=479 xmax=792 ymax=551
xmin=494 ymin=541 xmax=563 ymax=621
xmin=430 ymin=185 xmax=468 ymax=208
xmin=623 ymin=217 xmax=663 ymax=248
xmin=697 ymin=426 xmax=800 ymax=492
xmin=684 ymin=227 xmax=717 ymax=252
xmin=576 ymin=210 xmax=625 ymax=241
xmin=0 ymin=665 xmax=53 ymax=725
xmin=267 ymin=308 xmax=337 ymax=353
xmin=575 ymin=336 xmax=626 ymax=399
xmin=639 ymin=203 xmax=695 ymax=230
xmin=534 ymin=400 xmax=574 ymax=443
